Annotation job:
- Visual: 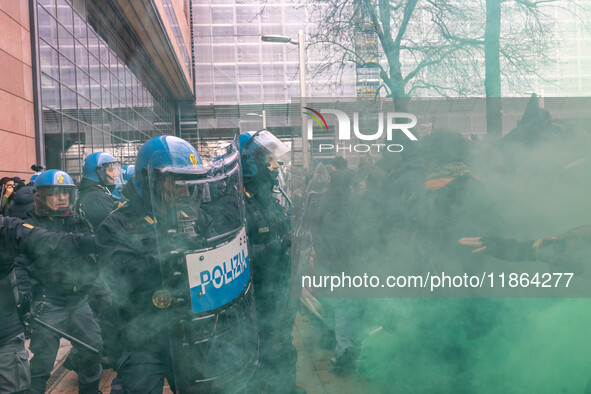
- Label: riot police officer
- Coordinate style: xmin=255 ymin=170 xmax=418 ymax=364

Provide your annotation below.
xmin=96 ymin=136 xmax=258 ymax=393
xmin=239 ymin=130 xmax=303 ymax=394
xmin=15 ymin=170 xmax=103 ymax=393
xmin=78 ymin=152 xmax=123 ymax=229
xmin=0 ymin=213 xmax=99 ymax=393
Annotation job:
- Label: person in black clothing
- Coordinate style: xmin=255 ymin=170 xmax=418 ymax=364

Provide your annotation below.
xmin=15 ymin=170 xmax=102 ymax=394
xmin=1 ymin=177 xmax=16 ymax=215
xmin=12 ymin=176 xmax=26 ymax=191
xmin=6 ymin=173 xmax=41 ymax=219
xmin=239 ymin=130 xmax=304 ymax=394
xmin=312 ymin=157 xmax=365 ymax=374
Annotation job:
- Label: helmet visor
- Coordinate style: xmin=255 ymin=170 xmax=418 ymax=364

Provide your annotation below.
xmin=146 ymin=144 xmax=247 ymax=244
xmin=98 ymin=161 xmax=123 ymax=186
xmin=35 ymin=186 xmax=77 ymax=216
xmin=146 ymin=150 xmax=208 ymax=228
xmin=245 ymin=130 xmax=291 ymax=166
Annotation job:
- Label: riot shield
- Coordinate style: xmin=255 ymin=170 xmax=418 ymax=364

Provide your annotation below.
xmin=147 ymin=141 xmax=257 ymax=393
xmin=291 ymin=163 xmax=330 ymax=296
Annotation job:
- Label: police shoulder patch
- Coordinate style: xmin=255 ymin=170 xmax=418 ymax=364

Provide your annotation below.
xmin=144 ymin=215 xmax=156 ymax=224
xmin=22 ymin=223 xmax=34 ymax=229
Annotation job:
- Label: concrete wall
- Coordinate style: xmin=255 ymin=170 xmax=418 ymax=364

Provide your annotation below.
xmin=0 ymin=0 xmax=36 ymax=180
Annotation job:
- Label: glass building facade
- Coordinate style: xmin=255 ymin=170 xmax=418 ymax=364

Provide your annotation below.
xmin=35 ymin=0 xmax=177 ymax=179
xmin=192 ymin=0 xmax=356 ymax=135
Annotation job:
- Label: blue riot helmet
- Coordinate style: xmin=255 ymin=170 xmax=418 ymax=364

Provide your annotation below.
xmin=82 ymin=152 xmax=123 ymax=187
xmin=133 ymin=136 xmax=206 ymax=224
xmin=238 ymin=130 xmax=290 ymax=178
xmin=112 ymin=164 xmax=134 ymax=200
xmin=121 ymin=165 xmax=135 ymax=184
xmin=33 ymin=170 xmax=77 ymax=216
xmin=29 ymin=172 xmax=41 ymax=184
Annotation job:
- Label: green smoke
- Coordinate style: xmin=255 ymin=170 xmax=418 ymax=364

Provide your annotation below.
xmin=358 ymin=299 xmax=591 ymax=393
xmin=324 ymin=99 xmax=591 ymax=392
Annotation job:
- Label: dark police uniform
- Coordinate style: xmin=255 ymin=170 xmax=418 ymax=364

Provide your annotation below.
xmin=15 ymin=211 xmax=103 ymax=394
xmin=95 ymin=189 xmax=179 ymax=393
xmin=77 ymin=178 xmax=119 ymax=230
xmin=0 ymin=215 xmax=96 ymax=261
xmin=244 ymin=187 xmax=297 ymax=393
xmin=0 ymin=253 xmax=30 ymax=393
xmin=0 ymin=216 xmax=97 ymax=393
xmin=95 ymin=177 xmax=219 ymax=393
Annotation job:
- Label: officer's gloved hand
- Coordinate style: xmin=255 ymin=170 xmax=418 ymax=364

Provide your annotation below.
xmin=73 ymin=233 xmax=96 ymax=255
xmin=170 ymin=232 xmax=208 ymax=254
xmin=17 ymin=290 xmax=31 ymax=315
xmin=17 ymin=290 xmax=33 ymax=328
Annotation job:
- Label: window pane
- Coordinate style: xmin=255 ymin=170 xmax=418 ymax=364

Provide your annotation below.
xmin=212 ymin=26 xmax=235 ymax=44
xmin=235 ymin=6 xmax=260 ymax=23
xmin=211 ymin=6 xmax=233 ymax=24
xmin=58 ymin=24 xmax=75 ymax=60
xmin=61 ymin=85 xmax=77 ymax=110
xmin=214 ymin=65 xmax=236 ymax=83
xmin=38 ymin=6 xmax=58 ymax=46
xmin=59 ymin=55 xmax=76 ymax=90
xmin=213 ymin=45 xmax=235 ymax=63
xmin=39 ymin=40 xmax=59 ymax=79
xmin=41 ymin=74 xmax=59 ymax=109
xmin=75 ymin=39 xmax=89 ymax=73
xmin=237 ymin=64 xmax=260 ymax=82
xmin=56 ymin=0 xmax=73 ymax=29
xmin=73 ymin=11 xmax=87 ymax=43
xmin=239 ymin=83 xmax=261 ymax=102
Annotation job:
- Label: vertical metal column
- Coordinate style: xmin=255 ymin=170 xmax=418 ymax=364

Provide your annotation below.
xmin=30 ymin=0 xmax=45 ymax=167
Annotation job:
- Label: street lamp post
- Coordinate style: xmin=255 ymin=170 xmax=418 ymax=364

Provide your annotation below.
xmin=245 ymin=111 xmax=267 ymax=129
xmin=261 ymin=30 xmax=309 ymax=169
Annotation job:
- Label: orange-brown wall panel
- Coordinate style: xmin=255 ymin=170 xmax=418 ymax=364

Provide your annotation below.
xmin=153 ymin=0 xmax=193 ymax=87
xmin=0 ymin=2 xmax=36 ymax=179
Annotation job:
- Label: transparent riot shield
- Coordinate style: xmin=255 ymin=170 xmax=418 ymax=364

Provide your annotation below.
xmin=147 ymin=141 xmax=257 ymax=393
xmin=291 ymin=163 xmax=330 ymax=296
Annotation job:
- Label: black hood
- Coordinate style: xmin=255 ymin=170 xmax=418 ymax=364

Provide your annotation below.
xmin=12 ymin=185 xmax=34 ymax=205
xmin=6 ymin=185 xmax=35 ymax=219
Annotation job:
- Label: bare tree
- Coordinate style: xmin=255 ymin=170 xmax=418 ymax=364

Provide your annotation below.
xmin=310 ymin=0 xmax=478 ymax=110
xmin=443 ymin=0 xmax=589 ymax=134
xmin=308 ymin=0 xmax=586 ymax=123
